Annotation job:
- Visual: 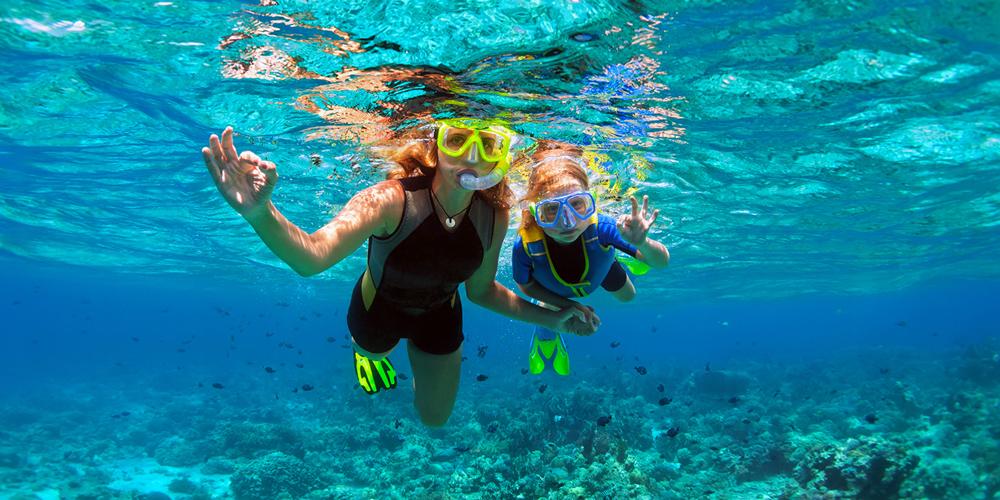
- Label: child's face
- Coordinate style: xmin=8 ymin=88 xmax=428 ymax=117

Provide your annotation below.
xmin=536 ymin=179 xmax=592 ymax=244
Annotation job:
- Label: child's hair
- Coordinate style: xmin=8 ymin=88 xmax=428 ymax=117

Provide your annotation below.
xmin=380 ymin=124 xmax=514 ymax=210
xmin=519 ymin=140 xmax=590 ymax=233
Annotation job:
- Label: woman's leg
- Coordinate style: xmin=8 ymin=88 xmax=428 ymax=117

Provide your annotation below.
xmin=407 ymin=341 xmax=462 ymax=427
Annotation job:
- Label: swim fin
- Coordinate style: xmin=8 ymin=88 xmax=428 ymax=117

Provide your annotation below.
xmin=528 ymin=331 xmax=570 ymax=376
xmin=355 ymin=351 xmax=397 ymax=395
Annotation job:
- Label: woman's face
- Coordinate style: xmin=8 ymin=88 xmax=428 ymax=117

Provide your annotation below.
xmin=536 ymin=178 xmax=591 ymax=244
xmin=436 ymin=133 xmax=499 ymax=190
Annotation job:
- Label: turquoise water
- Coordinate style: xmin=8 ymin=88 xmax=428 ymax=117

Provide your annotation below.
xmin=2 ymin=0 xmax=999 ymax=498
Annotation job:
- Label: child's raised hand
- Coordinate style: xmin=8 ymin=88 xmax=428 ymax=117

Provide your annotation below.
xmin=202 ymin=126 xmax=278 ymax=219
xmin=617 ymin=194 xmax=659 ymax=247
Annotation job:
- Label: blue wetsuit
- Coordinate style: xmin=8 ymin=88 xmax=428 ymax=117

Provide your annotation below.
xmin=512 ymin=213 xmax=637 ymax=339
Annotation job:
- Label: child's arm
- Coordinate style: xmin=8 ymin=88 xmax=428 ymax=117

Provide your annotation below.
xmin=635 ymin=239 xmax=670 ymax=268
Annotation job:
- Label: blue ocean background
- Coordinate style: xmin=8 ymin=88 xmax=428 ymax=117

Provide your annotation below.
xmin=1 ymin=0 xmax=999 ymax=498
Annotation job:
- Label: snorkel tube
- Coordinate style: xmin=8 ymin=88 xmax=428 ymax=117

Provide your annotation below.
xmin=458 ymin=159 xmax=511 ymax=191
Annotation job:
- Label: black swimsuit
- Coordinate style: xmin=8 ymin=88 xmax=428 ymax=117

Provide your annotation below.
xmin=347 ymin=175 xmax=494 ymax=355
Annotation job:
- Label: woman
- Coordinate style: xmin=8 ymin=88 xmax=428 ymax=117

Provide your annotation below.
xmin=512 ymin=144 xmax=670 ymax=376
xmin=201 ymin=120 xmax=595 ymax=427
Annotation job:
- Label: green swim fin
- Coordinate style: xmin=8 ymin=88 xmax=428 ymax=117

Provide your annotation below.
xmin=528 ymin=332 xmax=571 ymax=376
xmin=616 ymin=253 xmax=650 ymax=276
xmin=355 ymin=351 xmax=397 ymax=395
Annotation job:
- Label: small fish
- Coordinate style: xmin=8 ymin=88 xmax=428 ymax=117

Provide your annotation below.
xmin=657 ymin=383 xmax=665 ymax=393
xmin=538 ymin=384 xmax=547 ymax=394
xmin=896 ymin=320 xmax=907 ymax=327
xmin=742 ymin=419 xmax=751 ymax=424
xmin=477 ymin=345 xmax=488 ymax=358
xmin=275 ymin=301 xmax=289 ymax=307
xmin=728 ymin=396 xmax=741 ymax=405
xmin=230 ymin=335 xmax=235 ymax=342
xmin=131 ymin=337 xmax=139 ymax=342
xmin=658 ymin=397 xmax=672 ymax=406
xmin=879 ymin=367 xmax=890 ymax=375
xmin=634 ymin=366 xmax=647 ymax=375
xmin=211 ymin=383 xmax=224 ymax=389
xmin=570 ymin=32 xmax=597 ymax=42
xmin=197 ymin=382 xmax=204 ymax=388
xmin=326 ymin=336 xmax=336 ymax=343
xmin=265 ymin=367 xmax=276 ymax=374
xmin=705 ymin=362 xmax=711 ymax=372
xmin=295 ymin=363 xmax=304 ymax=368
xmin=864 ymin=413 xmax=878 ymax=424
xmin=650 ymin=325 xmax=657 ymax=333
xmin=265 ymin=331 xmax=275 ymax=337
xmin=454 ymin=445 xmax=471 ymax=453
xmin=666 ymin=426 xmax=680 ymax=438
xmin=292 ymin=388 xmax=298 ymax=393
xmin=710 ymin=446 xmax=720 ymax=451
xmin=487 ymin=422 xmax=499 ymax=433
xmin=394 ymin=419 xmax=402 ymax=429
xmin=398 ymin=373 xmax=409 ymax=380
xmin=301 ymin=384 xmax=314 ymax=391
xmin=521 ymin=368 xmax=529 ymax=375
xmin=274 ymin=393 xmax=279 ymax=400
xmin=476 ymin=374 xmax=488 ymax=382
xmin=610 ymin=341 xmax=621 ymax=348
xmin=176 ymin=348 xmax=186 ymax=353
xmin=596 ymin=415 xmax=612 ymax=427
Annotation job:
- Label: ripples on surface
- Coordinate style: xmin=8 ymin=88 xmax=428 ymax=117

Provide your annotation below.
xmin=0 ymin=0 xmax=998 ymax=301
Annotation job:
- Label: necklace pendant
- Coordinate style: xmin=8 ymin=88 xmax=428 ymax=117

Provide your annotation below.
xmin=445 ymin=217 xmax=456 ymax=228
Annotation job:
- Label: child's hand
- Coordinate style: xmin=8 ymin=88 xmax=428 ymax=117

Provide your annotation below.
xmin=617 ymin=194 xmax=659 ymax=247
xmin=202 ymin=126 xmax=278 ymax=220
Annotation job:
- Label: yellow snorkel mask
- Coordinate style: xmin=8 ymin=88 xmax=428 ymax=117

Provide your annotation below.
xmin=436 ymin=118 xmax=517 ymax=191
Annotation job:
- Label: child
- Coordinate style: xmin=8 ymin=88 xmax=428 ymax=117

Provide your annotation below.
xmin=511 ymin=146 xmax=670 ymax=375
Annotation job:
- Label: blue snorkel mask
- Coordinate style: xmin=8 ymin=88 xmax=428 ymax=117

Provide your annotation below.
xmin=529 ymin=191 xmax=597 ymax=229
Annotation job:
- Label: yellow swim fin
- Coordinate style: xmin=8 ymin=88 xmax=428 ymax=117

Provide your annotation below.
xmin=355 ymin=351 xmax=397 ymax=395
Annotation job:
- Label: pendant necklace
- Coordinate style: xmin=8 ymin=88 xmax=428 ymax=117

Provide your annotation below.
xmin=430 ymin=188 xmax=470 ymax=229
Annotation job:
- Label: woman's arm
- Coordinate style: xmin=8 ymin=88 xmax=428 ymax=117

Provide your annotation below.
xmin=465 ymin=209 xmax=595 ymax=335
xmin=246 ymin=181 xmax=401 ymax=276
xmin=516 ymin=280 xmax=578 ymax=310
xmin=204 ymin=126 xmax=401 ymax=277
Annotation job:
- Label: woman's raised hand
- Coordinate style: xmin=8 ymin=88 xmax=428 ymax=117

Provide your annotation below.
xmin=202 ymin=127 xmax=277 ymax=219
